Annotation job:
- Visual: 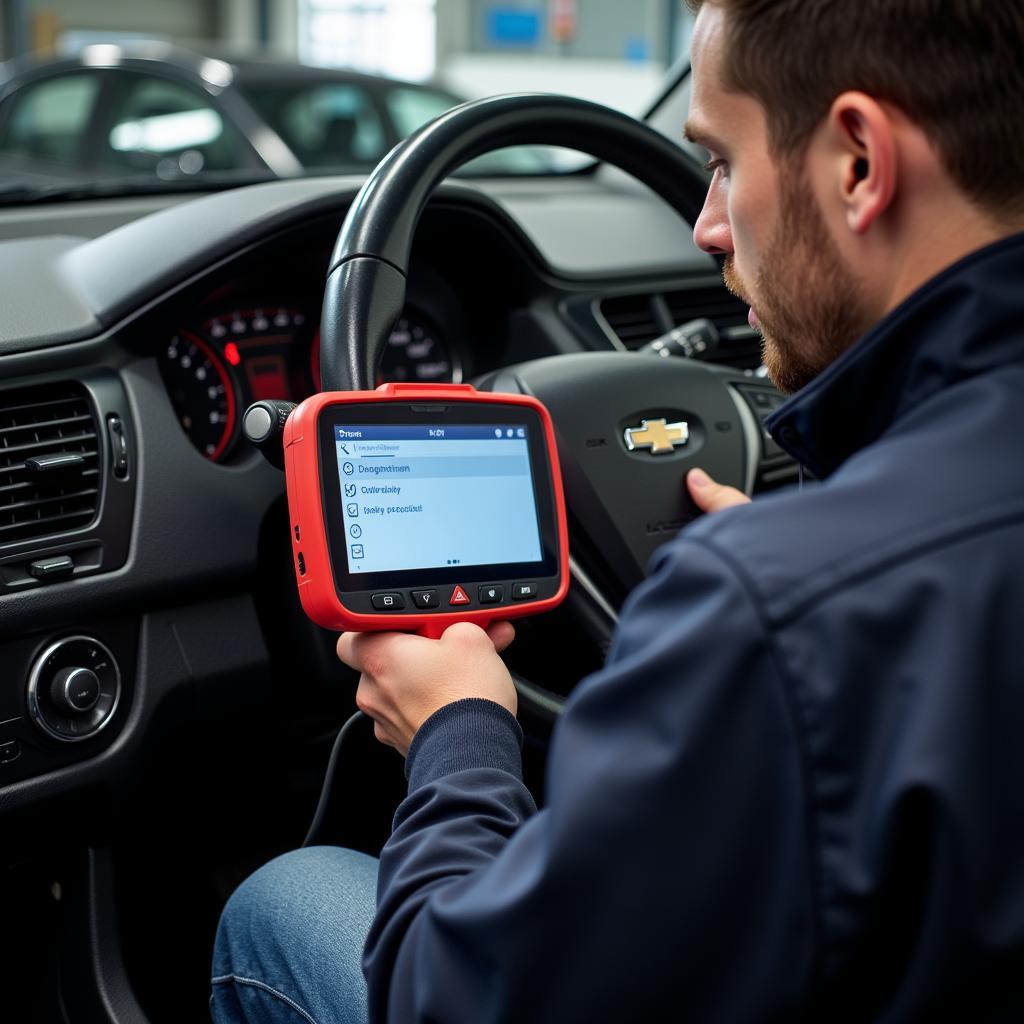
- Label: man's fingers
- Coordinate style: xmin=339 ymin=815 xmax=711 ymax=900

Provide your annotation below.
xmin=336 ymin=630 xmax=366 ymax=670
xmin=354 ymin=673 xmax=378 ymax=714
xmin=687 ymin=468 xmax=751 ymax=514
xmin=487 ymin=621 xmax=516 ymax=653
xmin=339 ymin=619 xmax=513 ymax=671
xmin=337 ymin=630 xmax=407 ymax=673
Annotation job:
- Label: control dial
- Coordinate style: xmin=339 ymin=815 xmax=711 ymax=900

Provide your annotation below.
xmin=27 ymin=637 xmax=121 ymax=742
xmin=50 ymin=666 xmax=101 ymax=714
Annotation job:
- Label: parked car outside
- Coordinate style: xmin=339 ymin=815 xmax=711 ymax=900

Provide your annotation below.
xmin=0 ymin=42 xmax=552 ymax=190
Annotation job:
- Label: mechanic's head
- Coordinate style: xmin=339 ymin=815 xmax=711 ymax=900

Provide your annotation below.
xmin=685 ymin=0 xmax=1024 ymax=393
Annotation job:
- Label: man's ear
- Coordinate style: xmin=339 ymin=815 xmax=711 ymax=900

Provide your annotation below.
xmin=826 ymin=92 xmax=897 ymax=235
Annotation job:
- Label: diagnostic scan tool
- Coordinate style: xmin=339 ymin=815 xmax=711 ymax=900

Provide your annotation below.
xmin=283 ymin=384 xmax=569 ymax=637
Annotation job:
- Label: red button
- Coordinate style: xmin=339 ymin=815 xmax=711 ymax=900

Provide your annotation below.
xmin=449 ymin=585 xmax=470 ymax=606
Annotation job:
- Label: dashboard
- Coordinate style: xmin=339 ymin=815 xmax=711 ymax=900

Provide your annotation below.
xmin=0 ymin=166 xmax=793 ymax=1023
xmin=0 ymin=169 xmax=780 ymax=782
xmin=0 ymin=172 xmax=769 ymax=741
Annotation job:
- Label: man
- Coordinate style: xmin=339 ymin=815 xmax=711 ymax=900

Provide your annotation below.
xmin=212 ymin=1 xmax=1024 ymax=1020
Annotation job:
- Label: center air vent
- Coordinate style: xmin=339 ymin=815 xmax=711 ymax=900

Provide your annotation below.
xmin=0 ymin=382 xmax=101 ymax=546
xmin=599 ymin=284 xmax=764 ymax=370
xmin=664 ymin=285 xmax=749 ymax=334
xmin=664 ymin=286 xmax=762 ymax=370
xmin=598 ymin=294 xmax=663 ymax=348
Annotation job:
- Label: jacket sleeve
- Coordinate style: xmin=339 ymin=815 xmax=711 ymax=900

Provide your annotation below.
xmin=364 ymin=535 xmax=817 ymax=1023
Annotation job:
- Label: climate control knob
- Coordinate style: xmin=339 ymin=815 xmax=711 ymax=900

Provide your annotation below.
xmin=50 ymin=666 xmax=101 ymax=714
xmin=27 ymin=636 xmax=121 ymax=742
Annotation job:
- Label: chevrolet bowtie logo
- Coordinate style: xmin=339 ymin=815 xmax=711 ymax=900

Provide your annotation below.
xmin=623 ymin=418 xmax=690 ymax=455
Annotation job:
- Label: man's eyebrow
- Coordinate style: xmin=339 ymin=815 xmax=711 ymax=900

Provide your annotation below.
xmin=683 ymin=121 xmax=717 ymax=150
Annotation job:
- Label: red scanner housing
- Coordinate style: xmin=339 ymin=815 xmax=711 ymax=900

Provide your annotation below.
xmin=283 ymin=383 xmax=569 ymax=638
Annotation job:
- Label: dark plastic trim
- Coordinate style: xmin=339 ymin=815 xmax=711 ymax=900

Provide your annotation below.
xmin=60 ymin=847 xmax=151 ymax=1024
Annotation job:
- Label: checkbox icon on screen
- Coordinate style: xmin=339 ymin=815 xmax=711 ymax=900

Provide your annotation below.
xmin=351 ymin=544 xmax=364 ymax=559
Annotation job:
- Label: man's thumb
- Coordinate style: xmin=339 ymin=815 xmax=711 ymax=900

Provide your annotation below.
xmin=687 ymin=468 xmax=751 ymax=514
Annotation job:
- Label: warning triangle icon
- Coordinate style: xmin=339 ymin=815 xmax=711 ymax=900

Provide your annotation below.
xmin=450 ymin=585 xmax=470 ymax=606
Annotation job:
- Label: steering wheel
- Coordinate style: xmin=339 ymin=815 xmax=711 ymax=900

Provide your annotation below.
xmin=318 ymin=94 xmax=764 ymax=723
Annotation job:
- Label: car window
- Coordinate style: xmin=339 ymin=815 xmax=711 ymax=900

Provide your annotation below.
xmin=0 ymin=72 xmax=101 ymax=167
xmin=102 ymin=75 xmax=248 ymax=176
xmin=0 ymin=1 xmax=698 ymax=200
xmin=382 ymin=85 xmax=553 ymax=174
xmin=383 ymin=85 xmax=456 ymax=137
xmin=239 ymin=82 xmax=387 ymax=169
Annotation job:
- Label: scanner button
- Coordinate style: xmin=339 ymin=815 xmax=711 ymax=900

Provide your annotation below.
xmin=512 ymin=582 xmax=538 ymax=601
xmin=372 ymin=593 xmax=406 ymax=611
xmin=411 ymin=590 xmax=439 ymax=609
xmin=479 ymin=585 xmax=504 ymax=605
xmin=449 ymin=585 xmax=471 ymax=606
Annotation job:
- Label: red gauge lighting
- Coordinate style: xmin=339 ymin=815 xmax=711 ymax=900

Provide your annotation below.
xmin=224 ymin=342 xmax=241 ymax=367
xmin=159 ymin=330 xmax=237 ymax=462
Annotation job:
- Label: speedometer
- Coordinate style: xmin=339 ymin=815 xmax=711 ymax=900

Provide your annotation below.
xmin=160 ymin=306 xmax=455 ymax=462
xmin=157 ymin=331 xmax=237 ymax=461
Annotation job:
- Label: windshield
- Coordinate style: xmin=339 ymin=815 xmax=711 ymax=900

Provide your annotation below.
xmin=0 ymin=2 xmax=696 ymax=201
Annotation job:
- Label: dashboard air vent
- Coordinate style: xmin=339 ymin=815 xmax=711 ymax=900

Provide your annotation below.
xmin=664 ymin=285 xmax=763 ymax=370
xmin=598 ymin=285 xmax=764 ymax=370
xmin=0 ymin=382 xmax=101 ymax=546
xmin=599 ymin=294 xmax=663 ymax=349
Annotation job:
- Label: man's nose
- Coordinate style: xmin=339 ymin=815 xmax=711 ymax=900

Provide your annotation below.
xmin=693 ymin=188 xmax=732 ymax=256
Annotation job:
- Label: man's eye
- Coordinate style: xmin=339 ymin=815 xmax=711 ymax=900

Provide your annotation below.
xmin=703 ymin=158 xmax=727 ymax=175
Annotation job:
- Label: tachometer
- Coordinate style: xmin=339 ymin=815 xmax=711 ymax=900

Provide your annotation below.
xmin=381 ymin=315 xmax=461 ymax=384
xmin=311 ymin=312 xmax=460 ymax=389
xmin=157 ymin=330 xmax=237 ymax=461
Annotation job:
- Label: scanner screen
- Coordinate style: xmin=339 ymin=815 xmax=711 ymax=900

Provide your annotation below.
xmin=334 ymin=424 xmax=544 ymax=576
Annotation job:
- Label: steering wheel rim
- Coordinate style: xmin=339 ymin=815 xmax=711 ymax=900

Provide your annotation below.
xmin=318 ymin=94 xmax=752 ymax=723
xmin=319 ymin=92 xmax=709 ymax=394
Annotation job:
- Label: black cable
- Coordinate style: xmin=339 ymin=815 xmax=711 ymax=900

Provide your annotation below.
xmin=301 ymin=667 xmax=568 ymax=847
xmin=302 ymin=709 xmax=367 ymax=848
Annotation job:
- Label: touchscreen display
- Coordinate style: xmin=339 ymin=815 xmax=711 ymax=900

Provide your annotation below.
xmin=334 ymin=424 xmax=544 ymax=575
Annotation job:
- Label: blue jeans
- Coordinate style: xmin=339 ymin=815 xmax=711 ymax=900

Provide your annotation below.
xmin=211 ymin=846 xmax=379 ymax=1024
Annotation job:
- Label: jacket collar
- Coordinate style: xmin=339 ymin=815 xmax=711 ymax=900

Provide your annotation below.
xmin=765 ymin=231 xmax=1024 ymax=479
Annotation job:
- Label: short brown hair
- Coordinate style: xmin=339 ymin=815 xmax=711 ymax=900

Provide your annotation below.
xmin=687 ymin=0 xmax=1024 ymax=217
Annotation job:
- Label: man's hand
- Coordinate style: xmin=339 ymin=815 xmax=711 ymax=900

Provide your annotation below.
xmin=337 ymin=621 xmax=517 ymax=756
xmin=687 ymin=467 xmax=751 ymax=514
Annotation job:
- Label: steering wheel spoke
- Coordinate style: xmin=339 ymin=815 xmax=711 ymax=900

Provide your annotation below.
xmin=722 ymin=375 xmax=805 ymax=494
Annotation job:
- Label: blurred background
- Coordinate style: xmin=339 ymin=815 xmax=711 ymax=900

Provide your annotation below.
xmin=0 ymin=0 xmax=694 ymax=110
xmin=0 ymin=1 xmax=697 ymax=189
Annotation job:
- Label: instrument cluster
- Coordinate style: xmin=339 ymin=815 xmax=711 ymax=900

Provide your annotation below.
xmin=157 ymin=303 xmax=461 ymax=462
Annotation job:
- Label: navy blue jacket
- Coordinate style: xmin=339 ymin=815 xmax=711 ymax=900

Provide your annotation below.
xmin=364 ymin=233 xmax=1024 ymax=1022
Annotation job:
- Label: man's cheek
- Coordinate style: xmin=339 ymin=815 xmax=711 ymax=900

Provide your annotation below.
xmin=728 ymin=217 xmax=760 ymax=294
xmin=728 ymin=179 xmax=771 ymax=270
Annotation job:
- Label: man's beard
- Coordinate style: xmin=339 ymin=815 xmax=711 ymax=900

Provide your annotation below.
xmin=723 ymin=172 xmax=871 ymax=394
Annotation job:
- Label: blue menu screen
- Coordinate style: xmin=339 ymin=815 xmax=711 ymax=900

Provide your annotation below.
xmin=334 ymin=424 xmax=544 ymax=575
